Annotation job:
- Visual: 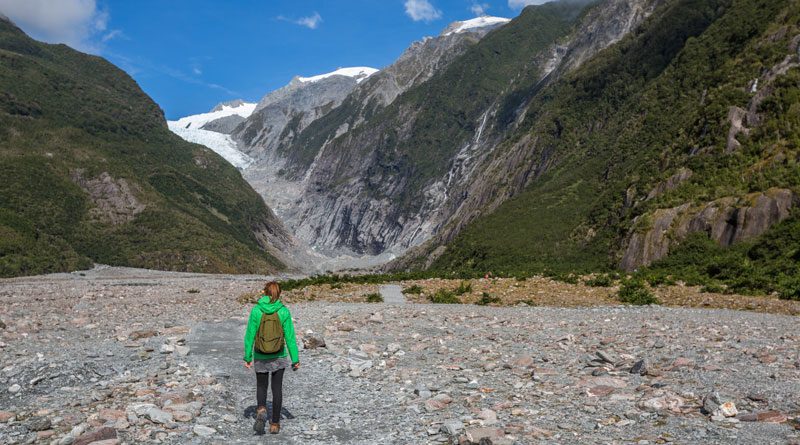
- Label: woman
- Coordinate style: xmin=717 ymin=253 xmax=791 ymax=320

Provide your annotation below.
xmin=243 ymin=281 xmax=300 ymax=435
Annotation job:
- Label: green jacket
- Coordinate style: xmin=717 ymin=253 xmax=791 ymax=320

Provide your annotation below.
xmin=243 ymin=297 xmax=299 ymax=364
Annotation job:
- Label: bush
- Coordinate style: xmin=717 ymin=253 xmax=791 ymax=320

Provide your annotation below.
xmin=330 ymin=282 xmax=343 ymax=290
xmin=454 ymin=281 xmax=472 ymax=295
xmin=777 ymin=274 xmax=800 ymax=301
xmin=700 ymin=283 xmax=725 ymax=293
xmin=365 ymin=293 xmax=383 ymax=303
xmin=186 ymin=288 xmax=200 ymax=293
xmin=402 ymin=284 xmax=423 ymax=294
xmin=584 ymin=274 xmax=613 ymax=287
xmin=430 ymin=289 xmax=460 ymax=304
xmin=617 ymin=279 xmax=659 ymax=305
xmin=476 ymin=292 xmax=501 ymax=306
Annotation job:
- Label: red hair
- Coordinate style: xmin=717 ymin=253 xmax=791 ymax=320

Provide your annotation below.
xmin=263 ymin=281 xmax=281 ymax=303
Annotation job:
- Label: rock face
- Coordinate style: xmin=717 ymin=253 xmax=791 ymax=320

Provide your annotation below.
xmin=71 ymin=170 xmax=145 ymax=225
xmin=234 ymin=20 xmax=508 ymax=258
xmin=250 ymin=2 xmax=659 ymax=259
xmin=620 ymin=188 xmax=795 ymax=270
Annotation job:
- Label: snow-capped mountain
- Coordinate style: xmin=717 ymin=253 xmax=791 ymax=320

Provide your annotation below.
xmin=296 ymin=67 xmax=378 ymax=84
xmin=167 ymin=101 xmax=256 ymax=169
xmin=442 ymin=16 xmax=510 ymax=36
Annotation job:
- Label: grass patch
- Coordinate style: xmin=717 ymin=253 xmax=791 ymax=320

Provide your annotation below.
xmin=402 ymin=284 xmax=423 ymax=294
xmin=430 ymin=289 xmax=461 ymax=304
xmin=365 ymin=293 xmax=384 ymax=303
xmin=454 ymin=281 xmax=472 ymax=296
xmin=476 ymin=292 xmax=501 ymax=306
xmin=617 ymin=279 xmax=660 ymax=305
xmin=584 ymin=274 xmax=614 ymax=287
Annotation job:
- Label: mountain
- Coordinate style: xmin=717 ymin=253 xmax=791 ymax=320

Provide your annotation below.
xmin=267 ymin=1 xmax=659 ymax=258
xmin=407 ymin=0 xmax=800 ymax=293
xmin=0 ymin=17 xmax=289 ymax=277
xmin=228 ymin=16 xmax=513 ymax=258
xmin=167 ymin=101 xmax=257 ymax=169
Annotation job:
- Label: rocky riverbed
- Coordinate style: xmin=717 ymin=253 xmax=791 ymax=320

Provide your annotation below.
xmin=1 ymin=267 xmax=799 ymax=444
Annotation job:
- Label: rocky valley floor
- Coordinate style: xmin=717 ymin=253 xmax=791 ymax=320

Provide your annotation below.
xmin=1 ymin=267 xmax=799 ymax=444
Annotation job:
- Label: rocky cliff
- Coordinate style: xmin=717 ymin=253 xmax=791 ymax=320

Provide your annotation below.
xmin=273 ymin=0 xmax=663 ymax=259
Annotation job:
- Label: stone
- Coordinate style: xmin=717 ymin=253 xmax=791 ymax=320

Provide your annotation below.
xmin=596 ymin=350 xmax=616 ymax=364
xmin=386 ymin=343 xmax=401 ymax=354
xmin=719 ymin=402 xmax=738 ymax=417
xmin=477 ymin=409 xmax=498 ymax=425
xmin=171 ymin=410 xmax=193 ymax=422
xmin=87 ymin=440 xmax=120 ymax=445
xmin=73 ymin=427 xmax=116 ymax=445
xmin=739 ymin=410 xmax=788 ymax=423
xmin=193 ymin=424 xmax=216 ymax=437
xmin=424 ymin=393 xmax=453 ymax=412
xmin=175 ymin=345 xmax=190 ymax=357
xmin=303 ymin=334 xmax=326 ymax=349
xmin=27 ymin=416 xmax=51 ymax=431
xmin=587 ymin=385 xmax=616 ymax=397
xmin=702 ymin=392 xmax=722 ymax=415
xmin=144 ymin=407 xmax=173 ymax=424
xmin=0 ymin=411 xmax=14 ymax=422
xmin=368 ymin=313 xmax=384 ymax=323
xmin=510 ymin=355 xmax=534 ymax=368
xmin=464 ymin=427 xmax=506 ymax=445
xmin=441 ymin=419 xmax=464 ymax=436
xmin=637 ymin=393 xmax=687 ymax=413
xmin=159 ymin=344 xmax=175 ymax=354
xmin=630 ymin=359 xmax=648 ymax=375
xmin=8 ymin=383 xmax=21 ymax=394
xmin=128 ymin=329 xmax=157 ymax=340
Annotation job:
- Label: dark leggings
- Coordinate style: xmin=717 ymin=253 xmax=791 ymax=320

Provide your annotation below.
xmin=256 ymin=368 xmax=285 ymax=423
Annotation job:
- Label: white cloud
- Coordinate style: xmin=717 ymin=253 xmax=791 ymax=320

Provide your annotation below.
xmin=296 ymin=11 xmax=322 ymax=29
xmin=508 ymin=0 xmax=549 ymax=8
xmin=0 ymin=0 xmax=113 ymax=53
xmin=101 ymin=29 xmax=124 ymax=42
xmin=278 ymin=11 xmax=322 ymax=30
xmin=471 ymin=2 xmax=490 ymax=16
xmin=404 ymin=0 xmax=442 ymax=22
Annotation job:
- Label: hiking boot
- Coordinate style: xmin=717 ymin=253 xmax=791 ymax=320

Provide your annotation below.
xmin=269 ymin=422 xmax=280 ymax=434
xmin=253 ymin=406 xmax=267 ymax=435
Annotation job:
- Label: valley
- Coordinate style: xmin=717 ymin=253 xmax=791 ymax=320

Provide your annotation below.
xmin=0 ymin=268 xmax=798 ymax=444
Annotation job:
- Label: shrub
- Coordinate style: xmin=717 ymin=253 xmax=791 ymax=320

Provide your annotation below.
xmin=617 ymin=279 xmax=659 ymax=305
xmin=402 ymin=284 xmax=423 ymax=294
xmin=430 ymin=289 xmax=460 ymax=304
xmin=454 ymin=281 xmax=472 ymax=295
xmin=476 ymin=292 xmax=501 ymax=306
xmin=330 ymin=282 xmax=343 ymax=290
xmin=700 ymin=283 xmax=725 ymax=293
xmin=365 ymin=293 xmax=383 ymax=303
xmin=584 ymin=274 xmax=613 ymax=287
xmin=186 ymin=288 xmax=200 ymax=294
xmin=777 ymin=274 xmax=800 ymax=301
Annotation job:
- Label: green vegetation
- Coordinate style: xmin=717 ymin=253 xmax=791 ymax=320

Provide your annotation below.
xmin=365 ymin=293 xmax=384 ymax=303
xmin=453 ymin=281 xmax=472 ymax=296
xmin=430 ymin=0 xmax=800 ymax=293
xmin=644 ymin=214 xmax=800 ymax=299
xmin=0 ymin=19 xmax=283 ymax=276
xmin=617 ymin=279 xmax=660 ymax=305
xmin=584 ymin=274 xmax=614 ymax=287
xmin=401 ymin=284 xmax=423 ymax=295
xmin=430 ymin=288 xmax=461 ymax=304
xmin=476 ymin=292 xmax=501 ymax=306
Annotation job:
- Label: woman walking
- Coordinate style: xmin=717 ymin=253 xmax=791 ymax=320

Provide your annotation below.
xmin=243 ymin=281 xmax=300 ymax=435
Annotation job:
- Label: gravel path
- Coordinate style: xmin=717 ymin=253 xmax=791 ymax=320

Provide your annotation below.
xmin=1 ymin=267 xmax=798 ymax=444
xmin=380 ymin=284 xmax=407 ymax=304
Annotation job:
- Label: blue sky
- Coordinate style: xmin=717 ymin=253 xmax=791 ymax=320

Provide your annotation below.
xmin=0 ymin=0 xmax=544 ymax=119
